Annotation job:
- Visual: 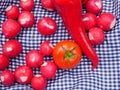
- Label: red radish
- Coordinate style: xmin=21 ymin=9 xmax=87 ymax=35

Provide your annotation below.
xmin=82 ymin=13 xmax=97 ymax=30
xmin=5 ymin=5 xmax=20 ymax=19
xmin=88 ymin=27 xmax=105 ymax=45
xmin=31 ymin=75 xmax=47 ymax=90
xmin=40 ymin=41 xmax=54 ymax=56
xmin=97 ymin=12 xmax=116 ymax=31
xmin=2 ymin=19 xmax=21 ymax=39
xmin=26 ymin=50 xmax=44 ymax=68
xmin=2 ymin=40 xmax=22 ymax=58
xmin=37 ymin=17 xmax=57 ymax=36
xmin=20 ymin=0 xmax=34 ymax=11
xmin=0 ymin=70 xmax=14 ymax=87
xmin=41 ymin=0 xmax=56 ymax=11
xmin=40 ymin=61 xmax=57 ymax=79
xmin=14 ymin=65 xmax=33 ymax=84
xmin=86 ymin=0 xmax=103 ymax=14
xmin=0 ymin=54 xmax=9 ymax=70
xmin=18 ymin=11 xmax=35 ymax=27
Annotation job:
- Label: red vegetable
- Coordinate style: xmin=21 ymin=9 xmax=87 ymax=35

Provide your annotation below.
xmin=20 ymin=0 xmax=34 ymax=11
xmin=40 ymin=61 xmax=57 ymax=79
xmin=53 ymin=40 xmax=82 ymax=69
xmin=5 ymin=5 xmax=20 ymax=19
xmin=52 ymin=0 xmax=99 ymax=70
xmin=82 ymin=13 xmax=97 ymax=30
xmin=0 ymin=54 xmax=9 ymax=70
xmin=14 ymin=65 xmax=33 ymax=84
xmin=0 ymin=70 xmax=14 ymax=87
xmin=41 ymin=0 xmax=56 ymax=11
xmin=2 ymin=40 xmax=22 ymax=58
xmin=40 ymin=41 xmax=54 ymax=56
xmin=31 ymin=75 xmax=47 ymax=90
xmin=97 ymin=12 xmax=116 ymax=31
xmin=86 ymin=0 xmax=103 ymax=14
xmin=88 ymin=27 xmax=105 ymax=45
xmin=26 ymin=50 xmax=44 ymax=68
xmin=37 ymin=17 xmax=57 ymax=36
xmin=2 ymin=19 xmax=21 ymax=39
xmin=18 ymin=11 xmax=35 ymax=27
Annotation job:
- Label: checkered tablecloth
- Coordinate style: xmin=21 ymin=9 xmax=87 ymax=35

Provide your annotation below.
xmin=0 ymin=0 xmax=120 ymax=90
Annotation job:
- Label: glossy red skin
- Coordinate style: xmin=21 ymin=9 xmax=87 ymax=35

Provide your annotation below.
xmin=52 ymin=0 xmax=99 ymax=70
xmin=26 ymin=50 xmax=44 ymax=68
xmin=41 ymin=0 xmax=56 ymax=11
xmin=5 ymin=5 xmax=20 ymax=19
xmin=40 ymin=61 xmax=57 ymax=79
xmin=2 ymin=40 xmax=22 ymax=58
xmin=40 ymin=41 xmax=53 ymax=56
xmin=88 ymin=27 xmax=105 ymax=45
xmin=53 ymin=40 xmax=82 ymax=69
xmin=0 ymin=54 xmax=9 ymax=70
xmin=0 ymin=70 xmax=14 ymax=87
xmin=37 ymin=17 xmax=57 ymax=36
xmin=82 ymin=13 xmax=97 ymax=30
xmin=18 ymin=11 xmax=35 ymax=27
xmin=20 ymin=0 xmax=34 ymax=11
xmin=86 ymin=0 xmax=103 ymax=14
xmin=14 ymin=65 xmax=33 ymax=84
xmin=31 ymin=75 xmax=47 ymax=90
xmin=97 ymin=12 xmax=116 ymax=31
xmin=2 ymin=19 xmax=21 ymax=39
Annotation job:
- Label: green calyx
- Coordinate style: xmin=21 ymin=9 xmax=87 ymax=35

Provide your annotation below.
xmin=61 ymin=46 xmax=77 ymax=64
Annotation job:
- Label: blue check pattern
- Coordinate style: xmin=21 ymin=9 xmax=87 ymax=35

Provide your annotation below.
xmin=0 ymin=0 xmax=120 ymax=90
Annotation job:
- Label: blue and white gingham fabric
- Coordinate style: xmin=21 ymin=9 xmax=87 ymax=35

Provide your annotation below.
xmin=0 ymin=0 xmax=120 ymax=90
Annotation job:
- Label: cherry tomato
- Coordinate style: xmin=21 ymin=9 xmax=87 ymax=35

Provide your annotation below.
xmin=53 ymin=40 xmax=82 ymax=69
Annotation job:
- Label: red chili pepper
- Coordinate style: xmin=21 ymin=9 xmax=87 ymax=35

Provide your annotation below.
xmin=52 ymin=0 xmax=99 ymax=70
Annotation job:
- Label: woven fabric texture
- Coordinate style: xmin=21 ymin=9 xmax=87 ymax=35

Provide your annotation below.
xmin=0 ymin=0 xmax=120 ymax=90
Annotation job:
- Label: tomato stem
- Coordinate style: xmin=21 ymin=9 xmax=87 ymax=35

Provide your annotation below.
xmin=61 ymin=46 xmax=77 ymax=64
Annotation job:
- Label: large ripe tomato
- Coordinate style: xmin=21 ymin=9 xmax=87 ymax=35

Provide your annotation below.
xmin=53 ymin=40 xmax=82 ymax=69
